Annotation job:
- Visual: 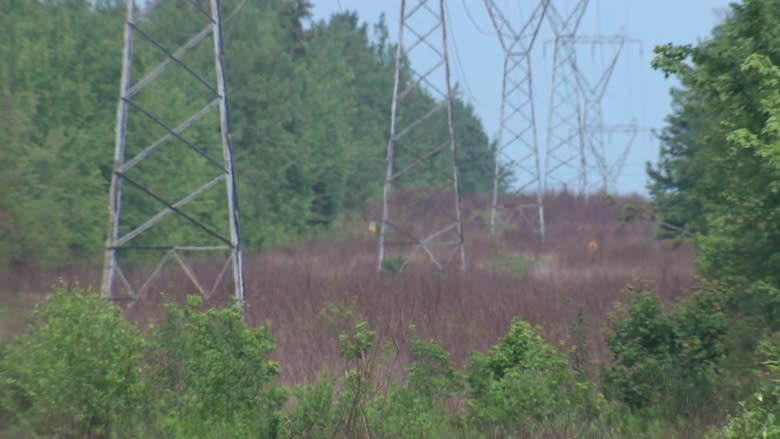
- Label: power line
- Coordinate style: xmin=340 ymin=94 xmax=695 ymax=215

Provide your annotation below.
xmin=444 ymin=1 xmax=481 ymax=109
xmin=461 ymin=0 xmax=493 ymax=36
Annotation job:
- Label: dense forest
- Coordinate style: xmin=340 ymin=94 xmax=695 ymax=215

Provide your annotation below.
xmin=0 ymin=0 xmax=495 ymax=269
xmin=2 ymin=0 xmax=780 ymax=438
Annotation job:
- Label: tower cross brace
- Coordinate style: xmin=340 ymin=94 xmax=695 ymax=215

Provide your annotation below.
xmin=377 ymin=0 xmax=465 ymax=272
xmin=544 ymin=0 xmax=589 ymax=195
xmin=484 ymin=0 xmax=549 ymax=241
xmin=102 ymin=0 xmax=244 ymax=305
xmin=571 ymin=34 xmax=642 ymax=193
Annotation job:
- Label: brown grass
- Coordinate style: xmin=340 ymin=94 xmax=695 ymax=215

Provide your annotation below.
xmin=0 ymin=192 xmax=695 ymax=386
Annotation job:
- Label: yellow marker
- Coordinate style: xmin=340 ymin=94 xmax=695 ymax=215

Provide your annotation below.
xmin=368 ymin=221 xmax=377 ymax=235
xmin=588 ymin=240 xmax=599 ymax=252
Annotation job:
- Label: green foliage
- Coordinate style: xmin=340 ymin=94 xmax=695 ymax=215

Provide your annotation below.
xmin=603 ymin=287 xmax=674 ymax=408
xmin=7 ymin=285 xmax=754 ymax=438
xmin=0 ymin=288 xmax=288 ymax=438
xmin=649 ymin=3 xmax=780 ymax=429
xmin=716 ymin=339 xmax=780 ymax=438
xmin=283 ymin=333 xmax=468 ymax=439
xmin=649 ymin=0 xmax=780 ymax=286
xmin=369 ymin=338 xmax=467 ymax=438
xmin=380 ymin=255 xmax=406 ymax=274
xmin=407 ymin=336 xmax=464 ymax=400
xmin=603 ymin=284 xmax=728 ymax=417
xmin=339 ymin=320 xmax=376 ymax=361
xmin=466 ymin=317 xmax=598 ymax=436
xmin=282 ymin=376 xmax=338 ymax=439
xmin=0 ymin=1 xmax=121 ymax=267
xmin=0 ymin=284 xmax=145 ymax=437
xmin=332 ymin=320 xmax=382 ymax=437
xmin=147 ymin=295 xmax=286 ymax=438
xmin=0 ymin=1 xmax=498 ymax=268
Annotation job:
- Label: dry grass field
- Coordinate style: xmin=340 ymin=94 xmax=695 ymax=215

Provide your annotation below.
xmin=0 ymin=192 xmax=695 ymax=385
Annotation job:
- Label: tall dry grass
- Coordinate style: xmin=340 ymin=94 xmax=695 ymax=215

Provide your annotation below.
xmin=0 ymin=192 xmax=695 ymax=385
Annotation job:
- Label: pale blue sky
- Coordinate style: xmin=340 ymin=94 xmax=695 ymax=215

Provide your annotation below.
xmin=309 ymin=1 xmax=733 ymax=195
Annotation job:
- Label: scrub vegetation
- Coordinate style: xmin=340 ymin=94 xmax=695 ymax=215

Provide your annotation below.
xmin=2 ymin=0 xmax=780 ymax=437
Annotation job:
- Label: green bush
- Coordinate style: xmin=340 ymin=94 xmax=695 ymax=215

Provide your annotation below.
xmin=603 ymin=283 xmax=729 ymax=419
xmin=603 ymin=286 xmax=675 ymax=409
xmin=146 ymin=295 xmax=287 ymax=438
xmin=0 ymin=284 xmax=145 ymax=437
xmin=4 ymin=284 xmax=754 ymax=438
xmin=372 ymin=337 xmax=466 ymax=438
xmin=406 ymin=336 xmax=464 ymax=400
xmin=716 ymin=338 xmax=780 ymax=438
xmin=282 ymin=376 xmax=338 ymax=439
xmin=736 ymin=280 xmax=780 ymax=331
xmin=466 ymin=317 xmax=598 ymax=436
xmin=283 ymin=330 xmax=469 ymax=439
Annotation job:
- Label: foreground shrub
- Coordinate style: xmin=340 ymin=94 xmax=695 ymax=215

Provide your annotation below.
xmin=282 ymin=320 xmax=381 ymax=438
xmin=715 ymin=338 xmax=780 ymax=439
xmin=147 ymin=295 xmax=287 ymax=438
xmin=467 ymin=317 xmax=600 ymax=436
xmin=0 ymin=284 xmax=145 ymax=437
xmin=603 ymin=287 xmax=676 ymax=408
xmin=283 ymin=375 xmax=338 ymax=439
xmin=371 ymin=337 xmax=467 ymax=438
xmin=603 ymin=283 xmax=728 ymax=420
xmin=283 ymin=325 xmax=469 ymax=438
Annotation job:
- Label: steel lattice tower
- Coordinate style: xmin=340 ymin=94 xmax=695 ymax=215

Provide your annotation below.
xmin=588 ymin=123 xmax=643 ymax=192
xmin=101 ymin=0 xmax=244 ymax=304
xmin=377 ymin=0 xmax=465 ymax=272
xmin=572 ymin=35 xmax=642 ymax=193
xmin=484 ymin=0 xmax=549 ymax=241
xmin=576 ymin=35 xmax=623 ymax=193
xmin=544 ymin=0 xmax=588 ymax=195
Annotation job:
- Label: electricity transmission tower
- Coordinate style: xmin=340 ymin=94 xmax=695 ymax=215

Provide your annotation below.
xmin=484 ymin=0 xmax=549 ymax=241
xmin=546 ymin=1 xmax=642 ymax=196
xmin=101 ymin=0 xmax=244 ymax=304
xmin=377 ymin=0 xmax=465 ymax=272
xmin=588 ymin=123 xmax=645 ymax=192
xmin=576 ymin=35 xmax=623 ymax=193
xmin=544 ymin=0 xmax=588 ymax=195
xmin=572 ymin=35 xmax=642 ymax=194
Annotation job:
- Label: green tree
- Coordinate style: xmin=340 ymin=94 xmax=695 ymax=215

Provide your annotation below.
xmin=0 ymin=0 xmax=122 ymax=267
xmin=649 ymin=0 xmax=780 ymax=285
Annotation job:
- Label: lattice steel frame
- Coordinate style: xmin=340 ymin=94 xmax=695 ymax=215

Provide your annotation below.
xmin=572 ymin=35 xmax=642 ymax=193
xmin=101 ymin=0 xmax=244 ymax=305
xmin=377 ymin=0 xmax=465 ymax=272
xmin=544 ymin=0 xmax=588 ymax=194
xmin=484 ymin=0 xmax=548 ymax=241
xmin=587 ymin=123 xmax=644 ymax=192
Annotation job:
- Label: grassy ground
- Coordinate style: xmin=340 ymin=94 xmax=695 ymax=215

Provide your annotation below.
xmin=0 ymin=192 xmax=695 ymax=386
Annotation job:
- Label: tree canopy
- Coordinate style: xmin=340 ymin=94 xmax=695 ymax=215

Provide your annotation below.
xmin=0 ymin=0 xmax=496 ymax=268
xmin=649 ymin=0 xmax=780 ymax=286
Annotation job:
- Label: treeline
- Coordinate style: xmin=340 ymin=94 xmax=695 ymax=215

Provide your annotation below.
xmin=0 ymin=0 xmax=495 ymax=269
xmin=639 ymin=0 xmax=780 ymax=435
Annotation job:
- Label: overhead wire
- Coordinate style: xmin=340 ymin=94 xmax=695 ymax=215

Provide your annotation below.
xmin=443 ymin=1 xmax=481 ymax=110
xmin=460 ymin=0 xmax=493 ymax=36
